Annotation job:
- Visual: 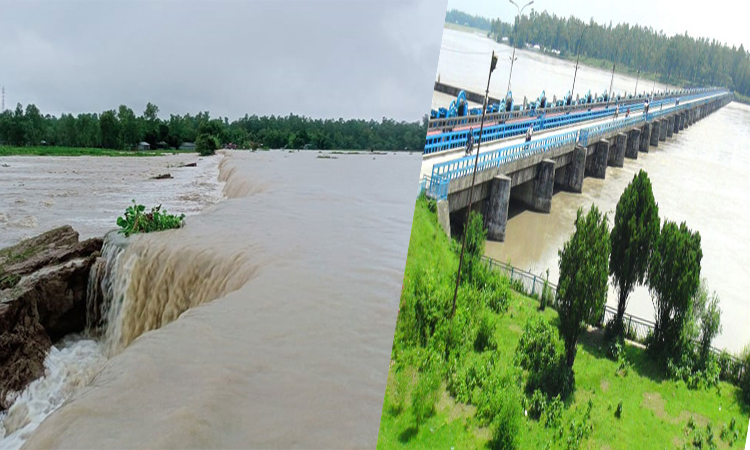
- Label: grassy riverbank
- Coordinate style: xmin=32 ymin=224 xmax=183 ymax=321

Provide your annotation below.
xmin=377 ymin=197 xmax=749 ymax=449
xmin=0 ymin=146 xmax=194 ymax=157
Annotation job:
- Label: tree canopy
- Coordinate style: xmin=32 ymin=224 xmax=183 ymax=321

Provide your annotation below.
xmin=556 ymin=205 xmax=611 ymax=368
xmin=485 ymin=10 xmax=750 ymax=97
xmin=0 ymin=103 xmax=428 ymax=152
xmin=647 ymin=220 xmax=703 ymax=359
xmin=609 ymin=170 xmax=660 ymax=337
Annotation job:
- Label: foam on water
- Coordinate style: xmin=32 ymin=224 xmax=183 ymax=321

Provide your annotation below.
xmin=0 ymin=337 xmax=106 ymax=450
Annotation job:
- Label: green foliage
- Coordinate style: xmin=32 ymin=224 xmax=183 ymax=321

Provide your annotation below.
xmin=740 ymin=348 xmax=750 ymax=406
xmin=461 ymin=210 xmax=486 ymax=285
xmin=515 ymin=317 xmax=572 ymax=399
xmin=116 ymin=200 xmax=185 ymax=237
xmin=195 ymin=132 xmax=220 ymax=156
xmin=557 ymin=205 xmax=611 ymax=368
xmin=609 ymin=170 xmax=659 ymax=338
xmin=615 ymin=400 xmax=623 ymax=419
xmin=562 ymin=400 xmax=595 ymax=450
xmin=647 ymin=220 xmax=703 ymax=360
xmin=0 ymin=102 xmax=428 ymax=151
xmin=473 ymin=310 xmax=497 ymax=352
xmin=411 ymin=369 xmax=441 ymax=429
xmin=486 ymin=12 xmax=750 ymax=98
xmin=488 ymin=385 xmax=523 ymax=450
xmin=475 ymin=365 xmax=522 ymax=426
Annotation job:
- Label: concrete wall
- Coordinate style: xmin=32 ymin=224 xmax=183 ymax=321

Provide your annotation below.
xmin=626 ymin=129 xmax=640 ymax=159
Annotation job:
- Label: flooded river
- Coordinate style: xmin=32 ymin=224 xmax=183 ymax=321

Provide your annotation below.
xmin=432 ymin=29 xmax=750 ymax=354
xmin=1 ymin=150 xmax=420 ymax=449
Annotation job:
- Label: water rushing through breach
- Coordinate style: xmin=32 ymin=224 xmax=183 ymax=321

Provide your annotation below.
xmin=434 ymin=29 xmax=750 ymax=354
xmin=4 ymin=150 xmax=419 ymax=449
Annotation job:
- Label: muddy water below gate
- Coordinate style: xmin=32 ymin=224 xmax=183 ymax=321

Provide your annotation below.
xmin=20 ymin=150 xmax=420 ymax=449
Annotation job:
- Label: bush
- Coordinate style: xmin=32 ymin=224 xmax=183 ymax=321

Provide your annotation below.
xmin=474 ymin=310 xmax=497 ymax=352
xmin=543 ymin=394 xmax=563 ymax=428
xmin=476 ymin=365 xmax=522 ymax=426
xmin=615 ymin=400 xmax=623 ymax=419
xmin=740 ymin=348 xmax=750 ymax=406
xmin=515 ymin=317 xmax=572 ymax=398
xmin=488 ymin=386 xmax=523 ymax=450
xmin=527 ymin=389 xmax=546 ymax=420
xmin=116 ymin=200 xmax=185 ymax=237
xmin=195 ymin=132 xmax=219 ymax=156
xmin=411 ymin=268 xmax=453 ymax=347
xmin=411 ymin=368 xmax=442 ymax=428
xmin=447 ymin=352 xmax=495 ymax=404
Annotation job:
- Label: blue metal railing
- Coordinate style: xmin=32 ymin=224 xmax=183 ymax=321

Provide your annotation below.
xmin=424 ymin=89 xmax=726 ymax=156
xmin=425 ymin=91 xmax=729 ymax=200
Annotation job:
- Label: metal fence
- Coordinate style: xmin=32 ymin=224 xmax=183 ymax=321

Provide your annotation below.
xmin=481 ymin=255 xmax=746 ymax=378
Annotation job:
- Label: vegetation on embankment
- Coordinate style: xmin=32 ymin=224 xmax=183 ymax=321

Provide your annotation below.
xmin=377 ymin=196 xmax=749 ymax=449
xmin=0 ymin=146 xmax=186 ymax=157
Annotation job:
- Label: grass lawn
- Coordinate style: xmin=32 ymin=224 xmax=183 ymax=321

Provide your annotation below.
xmin=0 ymin=146 xmax=195 ymax=157
xmin=378 ymin=197 xmax=749 ymax=449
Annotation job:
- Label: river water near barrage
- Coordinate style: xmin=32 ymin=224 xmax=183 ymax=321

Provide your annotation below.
xmin=0 ymin=150 xmax=419 ymax=449
xmin=434 ymin=29 xmax=750 ymax=354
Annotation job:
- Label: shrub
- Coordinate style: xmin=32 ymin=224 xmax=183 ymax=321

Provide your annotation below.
xmin=411 ymin=268 xmax=452 ymax=347
xmin=411 ymin=368 xmax=441 ymax=429
xmin=476 ymin=365 xmax=522 ymax=426
xmin=474 ymin=310 xmax=497 ymax=352
xmin=488 ymin=386 xmax=523 ymax=450
xmin=515 ymin=317 xmax=572 ymax=398
xmin=528 ymin=389 xmax=546 ymax=420
xmin=740 ymin=347 xmax=750 ymax=406
xmin=543 ymin=394 xmax=563 ymax=428
xmin=116 ymin=200 xmax=185 ymax=237
xmin=615 ymin=400 xmax=623 ymax=419
xmin=195 ymin=132 xmax=219 ymax=156
xmin=447 ymin=352 xmax=495 ymax=404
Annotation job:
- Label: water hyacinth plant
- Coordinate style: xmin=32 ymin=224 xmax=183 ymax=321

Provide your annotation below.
xmin=116 ymin=200 xmax=185 ymax=237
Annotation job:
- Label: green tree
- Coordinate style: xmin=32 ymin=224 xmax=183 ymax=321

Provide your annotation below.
xmin=556 ymin=205 xmax=611 ymax=368
xmin=195 ymin=132 xmax=219 ymax=156
xmin=609 ymin=170 xmax=660 ymax=337
xmin=100 ymin=110 xmax=121 ymax=149
xmin=118 ymin=105 xmax=140 ymax=150
xmin=647 ymin=221 xmax=702 ymax=359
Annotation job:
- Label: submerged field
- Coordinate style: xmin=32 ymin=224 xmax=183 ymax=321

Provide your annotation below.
xmin=377 ymin=197 xmax=749 ymax=449
xmin=0 ymin=146 xmax=191 ymax=157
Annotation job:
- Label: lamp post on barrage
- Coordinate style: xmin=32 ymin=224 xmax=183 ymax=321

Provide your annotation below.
xmin=506 ymin=0 xmax=534 ymax=95
xmin=451 ymin=51 xmax=499 ymax=318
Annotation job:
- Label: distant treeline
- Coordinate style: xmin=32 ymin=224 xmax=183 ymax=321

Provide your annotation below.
xmin=445 ymin=9 xmax=492 ymax=32
xmin=485 ymin=10 xmax=750 ymax=97
xmin=0 ymin=103 xmax=428 ymax=151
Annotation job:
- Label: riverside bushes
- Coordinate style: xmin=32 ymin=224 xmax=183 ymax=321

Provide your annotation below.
xmin=515 ymin=316 xmax=573 ymax=399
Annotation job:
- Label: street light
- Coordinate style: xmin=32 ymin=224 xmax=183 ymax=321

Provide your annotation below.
xmin=607 ymin=46 xmax=619 ymax=107
xmin=506 ymin=0 xmax=534 ymax=95
xmin=451 ymin=50 xmax=499 ymax=318
xmin=571 ymin=24 xmax=590 ymax=104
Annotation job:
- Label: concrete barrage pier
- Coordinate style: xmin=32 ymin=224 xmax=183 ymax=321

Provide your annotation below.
xmin=432 ymin=92 xmax=733 ymax=241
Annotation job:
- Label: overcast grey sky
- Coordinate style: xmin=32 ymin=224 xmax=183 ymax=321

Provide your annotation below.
xmin=0 ymin=0 xmax=446 ymax=121
xmin=447 ymin=0 xmax=749 ymax=50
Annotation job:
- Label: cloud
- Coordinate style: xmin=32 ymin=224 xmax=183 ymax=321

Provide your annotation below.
xmin=0 ymin=0 xmax=447 ymax=121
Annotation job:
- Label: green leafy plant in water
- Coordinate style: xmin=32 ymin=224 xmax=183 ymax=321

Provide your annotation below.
xmin=116 ymin=200 xmax=185 ymax=237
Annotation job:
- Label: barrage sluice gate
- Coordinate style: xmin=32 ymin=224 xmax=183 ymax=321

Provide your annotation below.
xmin=436 ymin=94 xmax=732 ymax=241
